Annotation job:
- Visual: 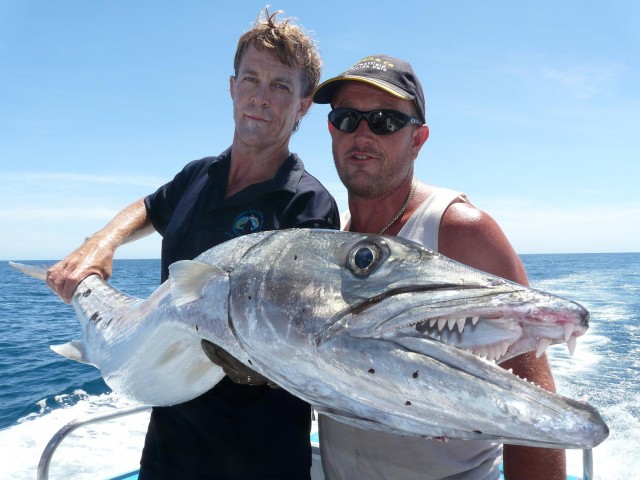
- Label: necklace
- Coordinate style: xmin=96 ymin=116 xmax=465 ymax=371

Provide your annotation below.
xmin=378 ymin=181 xmax=417 ymax=234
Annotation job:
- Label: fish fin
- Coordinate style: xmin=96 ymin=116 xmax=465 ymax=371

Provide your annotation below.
xmin=51 ymin=340 xmax=91 ymax=364
xmin=169 ymin=260 xmax=227 ymax=307
xmin=8 ymin=261 xmax=49 ymax=281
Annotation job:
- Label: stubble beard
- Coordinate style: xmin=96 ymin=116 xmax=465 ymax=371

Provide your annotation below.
xmin=333 ymin=145 xmax=414 ymax=200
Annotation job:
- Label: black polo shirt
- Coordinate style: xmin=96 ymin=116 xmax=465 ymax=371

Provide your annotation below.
xmin=139 ymin=148 xmax=339 ymax=479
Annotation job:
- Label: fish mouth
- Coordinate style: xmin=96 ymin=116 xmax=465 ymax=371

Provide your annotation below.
xmin=328 ymin=283 xmax=588 ymax=364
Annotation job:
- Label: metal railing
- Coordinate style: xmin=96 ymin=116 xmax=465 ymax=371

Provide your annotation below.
xmin=37 ymin=404 xmax=152 ymax=480
xmin=583 ymin=448 xmax=593 ymax=480
xmin=37 ymin=405 xmax=595 ymax=480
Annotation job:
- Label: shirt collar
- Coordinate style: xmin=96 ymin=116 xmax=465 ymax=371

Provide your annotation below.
xmin=207 ymin=147 xmax=303 ymax=195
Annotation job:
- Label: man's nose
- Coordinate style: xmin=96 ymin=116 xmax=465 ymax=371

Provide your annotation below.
xmin=251 ymin=84 xmax=270 ymax=106
xmin=353 ymin=116 xmax=376 ymax=142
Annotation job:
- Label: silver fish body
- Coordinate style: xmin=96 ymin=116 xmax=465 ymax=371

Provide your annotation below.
xmin=10 ymin=229 xmax=608 ymax=449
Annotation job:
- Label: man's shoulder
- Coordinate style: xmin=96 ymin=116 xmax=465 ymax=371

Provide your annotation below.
xmin=440 ymin=202 xmax=501 ymax=248
xmin=183 ymin=150 xmax=229 ymax=172
xmin=440 ymin=202 xmax=525 ymax=282
xmin=287 ymin=153 xmax=335 ymax=197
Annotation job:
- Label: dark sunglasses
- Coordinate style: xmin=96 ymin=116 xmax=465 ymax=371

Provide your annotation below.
xmin=328 ymin=107 xmax=423 ymax=135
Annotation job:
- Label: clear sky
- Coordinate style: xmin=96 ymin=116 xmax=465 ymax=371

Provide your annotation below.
xmin=1 ymin=1 xmax=638 ymax=260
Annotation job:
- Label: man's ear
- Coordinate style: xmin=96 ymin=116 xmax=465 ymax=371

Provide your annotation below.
xmin=411 ymin=125 xmax=429 ymax=160
xmin=229 ymin=76 xmax=236 ymax=100
xmin=298 ymin=96 xmax=313 ymax=120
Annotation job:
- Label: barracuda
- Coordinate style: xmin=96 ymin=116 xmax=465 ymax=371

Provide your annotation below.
xmin=10 ymin=229 xmax=608 ymax=449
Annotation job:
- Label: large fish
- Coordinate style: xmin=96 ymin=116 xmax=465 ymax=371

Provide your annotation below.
xmin=10 ymin=229 xmax=608 ymax=449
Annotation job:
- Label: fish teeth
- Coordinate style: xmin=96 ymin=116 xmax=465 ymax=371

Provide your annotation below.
xmin=485 ymin=346 xmax=494 ymax=361
xmin=499 ymin=341 xmax=510 ymax=358
xmin=438 ymin=318 xmax=447 ymax=331
xmin=429 ymin=319 xmax=438 ymax=328
xmin=568 ymin=335 xmax=577 ymax=356
xmin=470 ymin=342 xmax=511 ymax=362
xmin=456 ymin=318 xmax=466 ymax=333
xmin=563 ymin=323 xmax=574 ymax=341
xmin=536 ymin=337 xmax=553 ymax=358
xmin=471 ymin=316 xmax=479 ymax=325
xmin=447 ymin=318 xmax=457 ymax=331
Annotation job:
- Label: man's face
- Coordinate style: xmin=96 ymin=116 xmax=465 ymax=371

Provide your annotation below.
xmin=230 ymin=45 xmax=311 ymax=150
xmin=330 ymin=82 xmax=428 ymax=199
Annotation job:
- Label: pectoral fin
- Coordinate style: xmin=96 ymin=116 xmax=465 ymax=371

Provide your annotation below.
xmin=51 ymin=340 xmax=91 ymax=364
xmin=169 ymin=260 xmax=228 ymax=307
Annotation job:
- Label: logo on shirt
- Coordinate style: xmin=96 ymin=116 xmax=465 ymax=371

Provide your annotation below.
xmin=230 ymin=210 xmax=265 ymax=236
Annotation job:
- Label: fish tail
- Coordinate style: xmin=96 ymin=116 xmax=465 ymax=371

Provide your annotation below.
xmin=8 ymin=261 xmax=49 ymax=281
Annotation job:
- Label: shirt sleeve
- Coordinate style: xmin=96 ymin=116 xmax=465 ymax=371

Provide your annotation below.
xmin=144 ymin=159 xmax=209 ymax=235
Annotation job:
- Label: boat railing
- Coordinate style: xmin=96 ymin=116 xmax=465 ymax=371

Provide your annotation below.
xmin=583 ymin=448 xmax=593 ymax=480
xmin=37 ymin=404 xmax=152 ymax=480
xmin=37 ymin=405 xmax=595 ymax=480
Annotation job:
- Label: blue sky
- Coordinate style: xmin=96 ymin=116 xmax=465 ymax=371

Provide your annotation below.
xmin=1 ymin=1 xmax=638 ymax=260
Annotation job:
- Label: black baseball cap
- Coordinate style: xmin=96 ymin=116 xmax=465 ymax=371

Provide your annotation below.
xmin=312 ymin=54 xmax=426 ymax=124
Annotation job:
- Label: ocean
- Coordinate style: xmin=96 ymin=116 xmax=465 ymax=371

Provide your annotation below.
xmin=0 ymin=253 xmax=638 ymax=480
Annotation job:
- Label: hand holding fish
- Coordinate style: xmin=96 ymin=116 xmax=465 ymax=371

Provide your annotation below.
xmin=47 ymin=198 xmax=155 ymax=303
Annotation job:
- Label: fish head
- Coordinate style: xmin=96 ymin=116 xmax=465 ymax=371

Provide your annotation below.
xmin=228 ymin=229 xmax=588 ymax=364
xmin=226 ymin=229 xmax=607 ymax=448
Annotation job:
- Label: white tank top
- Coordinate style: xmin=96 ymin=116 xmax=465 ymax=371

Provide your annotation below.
xmin=322 ymin=187 xmax=502 ymax=480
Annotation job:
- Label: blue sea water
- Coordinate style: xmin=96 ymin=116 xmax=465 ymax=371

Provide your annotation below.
xmin=0 ymin=253 xmax=639 ymax=479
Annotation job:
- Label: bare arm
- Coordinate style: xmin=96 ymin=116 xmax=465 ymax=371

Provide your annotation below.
xmin=46 ymin=198 xmax=156 ymax=303
xmin=439 ymin=202 xmax=566 ymax=480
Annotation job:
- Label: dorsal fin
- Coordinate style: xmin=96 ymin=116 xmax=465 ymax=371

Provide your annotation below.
xmin=169 ymin=260 xmax=228 ymax=307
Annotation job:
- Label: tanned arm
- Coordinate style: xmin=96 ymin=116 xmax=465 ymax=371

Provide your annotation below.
xmin=438 ymin=201 xmax=566 ymax=480
xmin=46 ymin=198 xmax=156 ymax=303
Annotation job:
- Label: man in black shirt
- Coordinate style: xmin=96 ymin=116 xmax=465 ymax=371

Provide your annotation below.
xmin=46 ymin=8 xmax=339 ymax=479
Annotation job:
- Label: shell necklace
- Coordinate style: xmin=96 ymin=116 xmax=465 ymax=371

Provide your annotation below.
xmin=378 ymin=181 xmax=417 ymax=234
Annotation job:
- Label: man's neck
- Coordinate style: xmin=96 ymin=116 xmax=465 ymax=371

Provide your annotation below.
xmin=226 ymin=138 xmax=291 ymax=198
xmin=348 ymin=180 xmax=429 ymax=235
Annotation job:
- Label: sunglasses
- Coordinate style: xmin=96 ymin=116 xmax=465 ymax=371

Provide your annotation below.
xmin=328 ymin=107 xmax=423 ymax=135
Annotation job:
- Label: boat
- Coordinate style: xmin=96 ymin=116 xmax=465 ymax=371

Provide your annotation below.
xmin=37 ymin=405 xmax=593 ymax=480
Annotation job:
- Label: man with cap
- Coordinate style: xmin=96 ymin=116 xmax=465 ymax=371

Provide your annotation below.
xmin=313 ymin=55 xmax=565 ymax=479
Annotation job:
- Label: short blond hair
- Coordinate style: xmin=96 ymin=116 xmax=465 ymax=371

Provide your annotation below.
xmin=233 ymin=7 xmax=321 ymax=97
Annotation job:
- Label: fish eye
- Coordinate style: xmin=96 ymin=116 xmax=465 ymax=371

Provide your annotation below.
xmin=347 ymin=241 xmax=384 ymax=276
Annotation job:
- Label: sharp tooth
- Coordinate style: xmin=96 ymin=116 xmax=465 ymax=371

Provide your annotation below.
xmin=456 ymin=318 xmax=466 ymax=333
xmin=568 ymin=336 xmax=577 ymax=356
xmin=438 ymin=318 xmax=447 ymax=331
xmin=563 ymin=323 xmax=573 ymax=341
xmin=447 ymin=318 xmax=457 ymax=330
xmin=485 ymin=347 xmax=493 ymax=361
xmin=471 ymin=316 xmax=479 ymax=325
xmin=536 ymin=337 xmax=553 ymax=358
xmin=487 ymin=346 xmax=497 ymax=361
xmin=499 ymin=342 xmax=510 ymax=358
xmin=477 ymin=347 xmax=487 ymax=359
xmin=429 ymin=319 xmax=437 ymax=328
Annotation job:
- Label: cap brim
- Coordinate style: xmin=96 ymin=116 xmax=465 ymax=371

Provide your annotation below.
xmin=313 ymin=75 xmax=415 ymax=105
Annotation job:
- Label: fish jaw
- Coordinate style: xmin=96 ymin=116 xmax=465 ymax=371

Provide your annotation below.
xmin=304 ymin=334 xmax=609 ymax=449
xmin=344 ymin=285 xmax=588 ymax=363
